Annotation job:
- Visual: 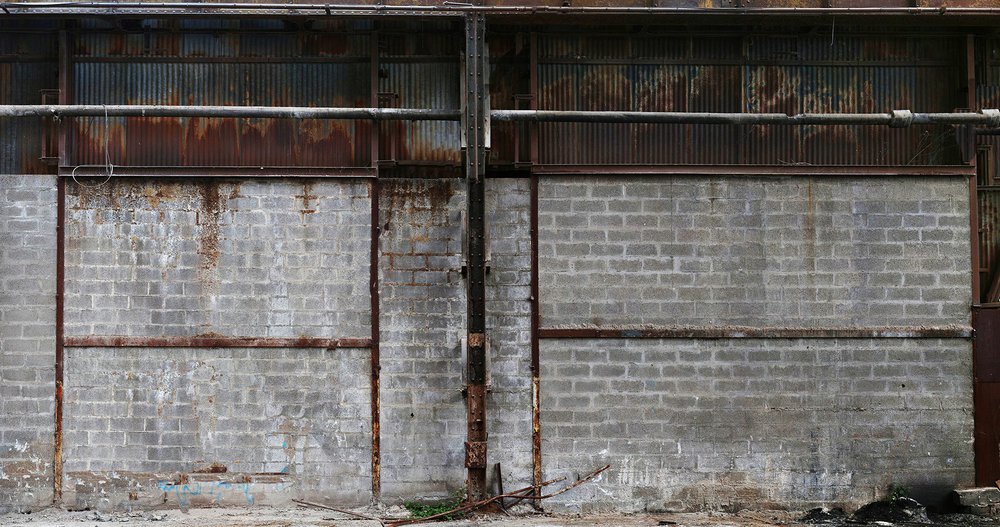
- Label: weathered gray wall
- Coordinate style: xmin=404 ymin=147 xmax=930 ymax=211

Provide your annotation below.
xmin=0 ymin=176 xmax=56 ymax=513
xmin=539 ymin=177 xmax=970 ymax=327
xmin=378 ymin=179 xmax=466 ymax=499
xmin=485 ymin=179 xmax=534 ymax=491
xmin=0 ymin=173 xmax=976 ymax=512
xmin=537 ymin=175 xmax=974 ymax=512
xmin=64 ymin=180 xmax=371 ymax=338
xmin=59 ymin=179 xmax=374 ymax=508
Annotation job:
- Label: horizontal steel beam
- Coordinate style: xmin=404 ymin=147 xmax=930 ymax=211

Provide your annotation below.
xmin=539 ymin=325 xmax=973 ymax=339
xmin=5 ymin=105 xmax=998 ymax=128
xmin=63 ymin=335 xmax=373 ymax=348
xmin=531 ymin=164 xmax=976 ymax=177
xmin=62 ymin=166 xmax=377 ymax=178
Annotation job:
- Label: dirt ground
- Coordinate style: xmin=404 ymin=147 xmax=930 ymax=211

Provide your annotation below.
xmin=0 ymin=507 xmax=830 ymax=527
xmin=3 ymin=506 xmax=999 ymax=527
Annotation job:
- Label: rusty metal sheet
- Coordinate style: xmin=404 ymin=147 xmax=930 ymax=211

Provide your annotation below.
xmin=533 ymin=32 xmax=960 ymax=167
xmin=0 ymin=36 xmax=57 ymax=174
xmin=70 ymin=32 xmax=373 ymax=168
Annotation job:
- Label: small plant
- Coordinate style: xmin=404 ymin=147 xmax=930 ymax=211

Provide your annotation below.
xmin=403 ymin=489 xmax=465 ymax=520
xmin=887 ymin=484 xmax=910 ymax=502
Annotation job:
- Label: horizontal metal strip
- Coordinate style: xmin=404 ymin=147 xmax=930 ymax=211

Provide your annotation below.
xmin=539 ymin=325 xmax=973 ymax=339
xmin=61 ymin=166 xmax=377 ymax=178
xmin=531 ymin=164 xmax=976 ymax=177
xmin=63 ymin=335 xmax=373 ymax=348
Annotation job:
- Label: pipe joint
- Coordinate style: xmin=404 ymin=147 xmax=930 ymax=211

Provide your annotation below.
xmin=889 ymin=109 xmax=913 ymax=128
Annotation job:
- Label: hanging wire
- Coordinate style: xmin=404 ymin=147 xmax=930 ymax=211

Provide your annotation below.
xmin=70 ymin=104 xmax=115 ymax=187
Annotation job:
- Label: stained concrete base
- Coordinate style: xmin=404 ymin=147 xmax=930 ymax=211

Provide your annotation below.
xmin=955 ymin=488 xmax=1000 ymax=516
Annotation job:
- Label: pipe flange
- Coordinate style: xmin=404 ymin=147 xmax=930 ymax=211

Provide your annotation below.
xmin=889 ymin=109 xmax=913 ymax=128
xmin=983 ymin=109 xmax=1000 ymax=128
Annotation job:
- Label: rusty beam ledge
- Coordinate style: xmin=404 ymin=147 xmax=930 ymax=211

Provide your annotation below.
xmin=63 ymin=336 xmax=373 ymax=348
xmin=531 ymin=165 xmax=976 ymax=177
xmin=60 ymin=166 xmax=377 ymax=178
xmin=539 ymin=325 xmax=974 ymax=339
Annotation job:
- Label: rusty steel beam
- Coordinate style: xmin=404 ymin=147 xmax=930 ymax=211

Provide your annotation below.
xmin=369 ymin=28 xmax=382 ymax=505
xmin=531 ymin=165 xmax=977 ymax=177
xmin=527 ymin=30 xmax=543 ymax=502
xmin=493 ymin=109 xmax=1000 ymax=126
xmin=463 ymin=13 xmax=489 ymax=502
xmin=539 ymin=326 xmax=973 ymax=339
xmin=62 ymin=336 xmax=373 ymax=348
xmin=52 ymin=28 xmax=71 ymax=505
xmin=60 ymin=166 xmax=376 ymax=178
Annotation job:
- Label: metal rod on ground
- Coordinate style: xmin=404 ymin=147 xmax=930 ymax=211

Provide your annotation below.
xmin=386 ymin=476 xmax=568 ymax=527
xmin=292 ymin=499 xmax=385 ymax=523
xmin=388 ymin=465 xmax=610 ymax=527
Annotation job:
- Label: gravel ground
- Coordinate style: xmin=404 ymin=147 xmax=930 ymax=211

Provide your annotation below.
xmin=1 ymin=505 xmax=997 ymax=527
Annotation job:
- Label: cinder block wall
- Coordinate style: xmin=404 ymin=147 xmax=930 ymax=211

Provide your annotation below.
xmin=59 ymin=179 xmax=374 ymax=508
xmin=537 ymin=176 xmax=974 ymax=512
xmin=0 ymin=173 xmax=976 ymax=512
xmin=0 ymin=176 xmax=56 ymax=513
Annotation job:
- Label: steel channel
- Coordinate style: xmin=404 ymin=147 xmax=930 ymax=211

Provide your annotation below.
xmin=538 ymin=326 xmax=974 ymax=339
xmin=62 ymin=336 xmax=373 ymax=348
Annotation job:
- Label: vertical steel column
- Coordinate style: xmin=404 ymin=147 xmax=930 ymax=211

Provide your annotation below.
xmin=528 ymin=31 xmax=542 ymax=499
xmin=463 ymin=13 xmax=489 ymax=502
xmin=369 ymin=28 xmax=382 ymax=504
xmin=968 ymin=34 xmax=981 ymax=305
xmin=53 ymin=28 xmax=72 ymax=504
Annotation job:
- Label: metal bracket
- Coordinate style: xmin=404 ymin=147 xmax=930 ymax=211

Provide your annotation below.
xmin=465 ymin=441 xmax=488 ymax=468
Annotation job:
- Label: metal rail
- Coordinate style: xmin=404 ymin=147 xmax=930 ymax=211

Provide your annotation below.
xmin=3 ymin=105 xmax=999 ymax=128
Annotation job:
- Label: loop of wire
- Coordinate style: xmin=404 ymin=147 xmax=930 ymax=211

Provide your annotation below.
xmin=70 ymin=104 xmax=115 ymax=188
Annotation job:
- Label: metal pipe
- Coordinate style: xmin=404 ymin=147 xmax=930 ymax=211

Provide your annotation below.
xmin=0 ymin=105 xmax=461 ymax=120
xmin=493 ymin=109 xmax=1000 ymax=127
xmin=4 ymin=105 xmax=1000 ymax=128
xmin=538 ymin=325 xmax=974 ymax=339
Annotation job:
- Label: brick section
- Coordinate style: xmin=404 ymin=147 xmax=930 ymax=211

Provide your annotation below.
xmin=64 ymin=179 xmax=370 ymax=339
xmin=62 ymin=347 xmax=372 ymax=508
xmin=0 ymin=176 xmax=56 ymax=512
xmin=485 ymin=179 xmax=533 ymax=490
xmin=540 ymin=338 xmax=973 ymax=513
xmin=539 ymin=176 xmax=971 ymax=327
xmin=378 ymin=179 xmax=467 ymax=500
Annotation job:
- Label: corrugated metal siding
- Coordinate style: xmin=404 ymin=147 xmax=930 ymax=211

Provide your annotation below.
xmin=378 ymin=30 xmax=462 ymax=164
xmin=535 ymin=33 xmax=960 ymax=166
xmin=0 ymin=32 xmax=56 ymax=174
xmin=71 ymin=32 xmax=372 ymax=167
